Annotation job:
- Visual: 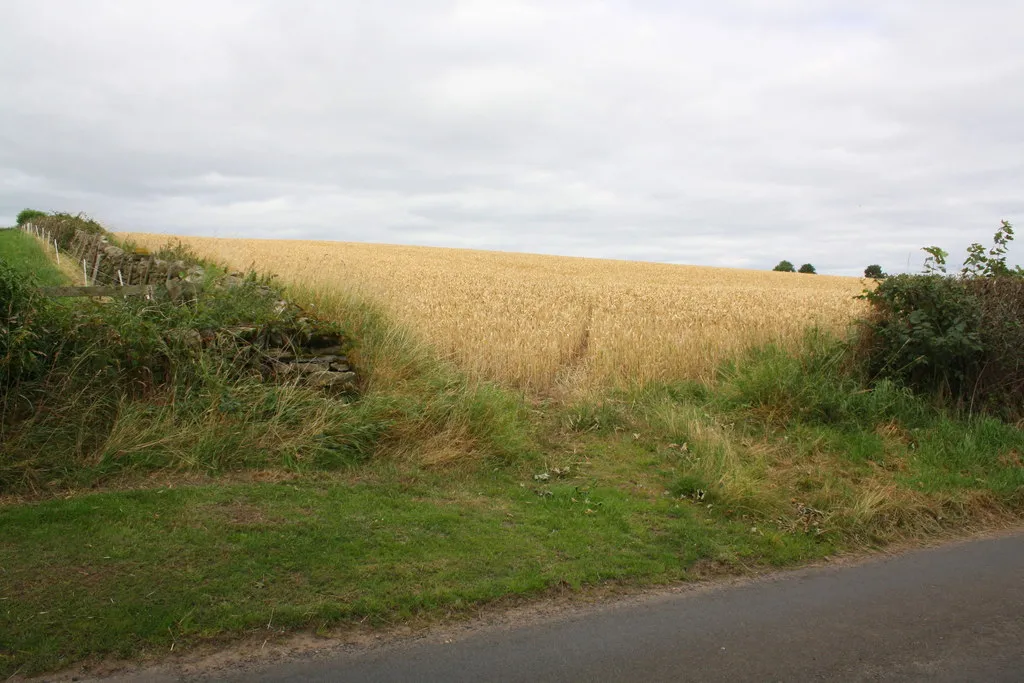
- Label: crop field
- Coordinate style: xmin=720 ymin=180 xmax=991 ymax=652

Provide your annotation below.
xmin=121 ymin=233 xmax=868 ymax=392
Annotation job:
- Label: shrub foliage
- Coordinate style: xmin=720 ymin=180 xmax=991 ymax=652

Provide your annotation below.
xmin=0 ymin=261 xmax=57 ymax=389
xmin=860 ymin=221 xmax=1023 ymax=417
xmin=15 ymin=209 xmax=47 ymax=226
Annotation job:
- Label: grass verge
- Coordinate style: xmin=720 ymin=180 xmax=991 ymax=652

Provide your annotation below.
xmin=2 ymin=327 xmax=1021 ymax=677
xmin=0 ymin=471 xmax=826 ymax=677
xmin=0 ymin=228 xmax=68 ymax=285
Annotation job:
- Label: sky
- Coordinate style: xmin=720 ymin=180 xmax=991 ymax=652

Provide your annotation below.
xmin=2 ymin=1 xmax=1023 ymax=276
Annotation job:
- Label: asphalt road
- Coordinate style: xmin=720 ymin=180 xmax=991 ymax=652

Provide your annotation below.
xmin=233 ymin=533 xmax=1024 ymax=683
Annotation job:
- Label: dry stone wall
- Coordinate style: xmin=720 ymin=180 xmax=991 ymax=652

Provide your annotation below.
xmin=68 ymin=229 xmax=203 ymax=286
xmin=22 ymin=223 xmax=358 ymax=394
xmin=192 ymin=305 xmax=358 ymax=394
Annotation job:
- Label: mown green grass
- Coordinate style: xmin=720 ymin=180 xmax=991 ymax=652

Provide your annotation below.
xmin=0 ymin=228 xmax=67 ymax=285
xmin=0 ymin=473 xmax=825 ymax=676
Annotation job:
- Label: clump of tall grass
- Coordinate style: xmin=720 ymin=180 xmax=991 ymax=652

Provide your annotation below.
xmin=287 ymin=284 xmax=538 ymax=469
xmin=556 ymin=330 xmax=1024 ymax=545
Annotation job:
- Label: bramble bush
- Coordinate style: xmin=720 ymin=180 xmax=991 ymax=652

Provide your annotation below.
xmin=859 ymin=221 xmax=1024 ymax=418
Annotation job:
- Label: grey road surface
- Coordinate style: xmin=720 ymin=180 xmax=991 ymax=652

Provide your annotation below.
xmin=232 ymin=533 xmax=1024 ymax=683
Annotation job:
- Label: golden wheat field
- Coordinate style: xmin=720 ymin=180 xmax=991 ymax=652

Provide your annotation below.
xmin=120 ymin=233 xmax=868 ymax=392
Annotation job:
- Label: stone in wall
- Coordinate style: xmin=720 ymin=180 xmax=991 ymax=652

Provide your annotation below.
xmin=66 ymin=228 xmax=358 ymax=394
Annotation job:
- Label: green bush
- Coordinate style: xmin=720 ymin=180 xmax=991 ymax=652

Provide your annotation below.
xmin=15 ymin=209 xmax=47 ymax=226
xmin=0 ymin=259 xmax=75 ymax=397
xmin=860 ymin=274 xmax=984 ymax=400
xmin=962 ymin=276 xmax=1024 ymax=413
xmin=859 ymin=222 xmax=1024 ymax=417
xmin=0 ymin=260 xmax=51 ymax=390
xmin=798 ymin=263 xmax=816 ymax=274
xmin=772 ymin=260 xmax=795 ymax=272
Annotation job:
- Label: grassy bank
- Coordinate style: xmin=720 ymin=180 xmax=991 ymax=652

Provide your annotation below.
xmin=0 ymin=228 xmax=67 ymax=285
xmin=1 ymin=232 xmax=1022 ymax=677
xmin=3 ymin=334 xmax=1021 ymax=675
xmin=0 ymin=471 xmax=828 ymax=676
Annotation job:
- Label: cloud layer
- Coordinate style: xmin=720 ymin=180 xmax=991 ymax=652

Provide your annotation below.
xmin=2 ymin=1 xmax=1023 ymax=274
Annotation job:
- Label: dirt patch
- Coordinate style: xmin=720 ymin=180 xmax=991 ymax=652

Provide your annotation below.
xmin=686 ymin=557 xmax=735 ymax=579
xmin=998 ymin=449 xmax=1023 ymax=468
xmin=876 ymin=420 xmax=913 ymax=444
xmin=203 ymin=501 xmax=278 ymax=526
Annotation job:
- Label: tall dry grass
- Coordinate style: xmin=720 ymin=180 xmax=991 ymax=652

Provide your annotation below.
xmin=120 ymin=234 xmax=867 ymax=392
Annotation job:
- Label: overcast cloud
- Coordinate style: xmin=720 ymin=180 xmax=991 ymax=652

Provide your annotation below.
xmin=2 ymin=1 xmax=1023 ymax=275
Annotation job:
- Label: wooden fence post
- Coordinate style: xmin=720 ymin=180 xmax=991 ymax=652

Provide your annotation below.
xmin=91 ymin=253 xmax=103 ymax=285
